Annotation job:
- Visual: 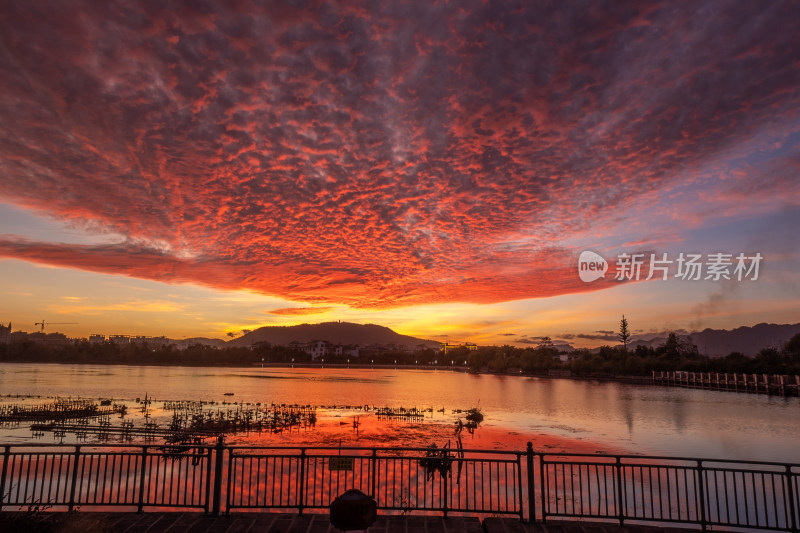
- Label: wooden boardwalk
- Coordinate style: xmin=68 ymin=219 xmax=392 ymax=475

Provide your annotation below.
xmin=652 ymin=370 xmax=800 ymax=396
xmin=0 ymin=512 xmax=696 ymax=533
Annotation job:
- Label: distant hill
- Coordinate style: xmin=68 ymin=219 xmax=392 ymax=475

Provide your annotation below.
xmin=226 ymin=322 xmax=440 ymax=350
xmin=690 ymin=323 xmax=800 ymax=357
xmin=552 ymin=342 xmax=576 ymax=352
xmin=611 ymin=323 xmax=800 ymax=357
xmin=178 ymin=337 xmax=227 ymax=348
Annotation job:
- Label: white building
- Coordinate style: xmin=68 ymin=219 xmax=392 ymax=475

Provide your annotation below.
xmin=303 ymin=340 xmax=330 ymax=359
xmin=299 ymin=340 xmax=360 ymax=360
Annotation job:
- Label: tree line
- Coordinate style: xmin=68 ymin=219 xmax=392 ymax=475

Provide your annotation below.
xmin=459 ymin=332 xmax=800 ymax=376
xmin=0 ymin=339 xmax=307 ymax=366
xmin=1 ymin=333 xmax=799 ymax=377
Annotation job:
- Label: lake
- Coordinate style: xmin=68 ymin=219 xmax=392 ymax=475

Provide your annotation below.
xmin=1 ymin=363 xmax=798 ymax=463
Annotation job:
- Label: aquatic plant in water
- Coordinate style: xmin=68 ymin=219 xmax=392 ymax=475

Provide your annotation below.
xmin=419 ymin=443 xmax=452 ymax=480
xmin=465 ymin=407 xmax=483 ymax=424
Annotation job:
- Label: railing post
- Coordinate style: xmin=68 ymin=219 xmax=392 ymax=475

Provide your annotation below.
xmin=786 ymin=465 xmax=797 ymax=533
xmin=697 ymin=460 xmax=707 ymax=531
xmin=137 ymin=446 xmax=148 ymax=512
xmin=207 ymin=445 xmax=216 ymax=514
xmin=211 ymin=435 xmax=225 ymax=515
xmin=67 ymin=445 xmax=81 ymax=512
xmin=371 ymin=448 xmax=378 ymax=500
xmin=516 ymin=452 xmax=524 ymax=522
xmin=442 ymin=460 xmax=448 ymax=517
xmin=526 ymin=442 xmax=535 ymax=522
xmin=540 ymin=453 xmax=547 ymax=523
xmin=0 ymin=445 xmax=9 ymax=511
xmin=615 ymin=456 xmax=625 ymax=526
xmin=298 ymin=448 xmax=306 ymax=515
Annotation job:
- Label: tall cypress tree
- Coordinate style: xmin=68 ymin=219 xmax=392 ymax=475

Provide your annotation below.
xmin=619 ymin=315 xmax=631 ymax=352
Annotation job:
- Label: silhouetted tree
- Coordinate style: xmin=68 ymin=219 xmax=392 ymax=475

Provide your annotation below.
xmin=662 ymin=332 xmax=681 ymax=359
xmin=618 ymin=315 xmax=631 ymax=352
xmin=784 ymin=333 xmax=800 ymax=362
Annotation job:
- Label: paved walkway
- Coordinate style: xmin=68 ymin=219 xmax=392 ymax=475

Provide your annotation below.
xmin=0 ymin=512 xmax=694 ymax=533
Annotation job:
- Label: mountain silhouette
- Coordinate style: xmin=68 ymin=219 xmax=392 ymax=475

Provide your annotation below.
xmin=226 ymin=321 xmax=440 ymax=349
xmin=625 ymin=322 xmax=800 ymax=356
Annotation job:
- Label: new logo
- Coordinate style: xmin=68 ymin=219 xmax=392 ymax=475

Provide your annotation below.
xmin=578 ymin=251 xmax=608 ymax=282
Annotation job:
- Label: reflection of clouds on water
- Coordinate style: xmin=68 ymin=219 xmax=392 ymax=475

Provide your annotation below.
xmin=237 ymin=413 xmax=469 ymax=449
xmin=312 ymin=376 xmax=388 ymax=384
xmin=533 ymin=378 xmax=556 ymax=417
xmin=670 ymin=397 xmax=687 ymax=432
xmin=218 ymin=373 xmax=295 ymax=380
xmin=543 ymin=424 xmax=581 ymax=434
xmin=2 ymin=364 xmax=800 ymax=462
xmin=218 ymin=373 xmax=388 ymax=384
xmin=617 ymin=390 xmax=635 ymax=438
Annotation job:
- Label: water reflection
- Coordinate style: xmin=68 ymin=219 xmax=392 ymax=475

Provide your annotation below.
xmin=0 ymin=363 xmax=798 ymax=462
xmin=618 ymin=390 xmax=634 ymax=438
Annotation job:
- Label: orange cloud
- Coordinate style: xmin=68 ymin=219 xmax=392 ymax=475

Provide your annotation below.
xmin=269 ymin=307 xmax=334 ymax=316
xmin=0 ymin=1 xmax=798 ymax=309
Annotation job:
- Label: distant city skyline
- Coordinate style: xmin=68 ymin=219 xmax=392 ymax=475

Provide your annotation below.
xmin=1 ymin=1 xmax=799 ymax=348
xmin=3 ymin=315 xmax=800 ymax=356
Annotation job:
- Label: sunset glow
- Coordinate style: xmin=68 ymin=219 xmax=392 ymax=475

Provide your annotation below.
xmin=1 ymin=1 xmax=799 ymax=345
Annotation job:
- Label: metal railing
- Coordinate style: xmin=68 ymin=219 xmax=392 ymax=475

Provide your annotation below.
xmin=535 ymin=449 xmax=800 ymax=531
xmin=0 ymin=442 xmax=215 ymax=512
xmin=1 ymin=440 xmax=798 ymax=532
xmin=224 ymin=446 xmax=523 ymax=518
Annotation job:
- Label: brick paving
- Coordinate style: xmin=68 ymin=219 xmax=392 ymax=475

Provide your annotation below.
xmin=0 ymin=512 xmax=697 ymax=533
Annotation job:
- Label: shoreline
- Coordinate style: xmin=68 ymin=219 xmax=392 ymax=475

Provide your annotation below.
xmin=249 ymin=362 xmax=657 ymax=385
xmin=0 ymin=358 xmax=658 ymax=384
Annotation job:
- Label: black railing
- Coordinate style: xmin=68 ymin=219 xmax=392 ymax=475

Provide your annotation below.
xmin=0 ymin=442 xmax=215 ymax=512
xmin=224 ymin=446 xmax=523 ymax=518
xmin=535 ymin=450 xmax=800 ymax=532
xmin=1 ymin=441 xmax=798 ymax=532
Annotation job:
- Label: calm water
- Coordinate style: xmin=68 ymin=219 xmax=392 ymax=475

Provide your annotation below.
xmin=1 ymin=363 xmax=798 ymax=463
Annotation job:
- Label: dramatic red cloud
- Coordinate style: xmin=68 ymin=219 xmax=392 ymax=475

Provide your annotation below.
xmin=0 ymin=1 xmax=798 ymax=307
xmin=270 ymin=307 xmax=334 ymax=316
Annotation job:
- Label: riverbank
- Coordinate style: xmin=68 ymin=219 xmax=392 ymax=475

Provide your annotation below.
xmin=4 ymin=357 xmax=649 ymax=381
xmin=2 ymin=357 xmax=786 ymax=396
xmin=251 ymin=361 xmax=658 ymax=385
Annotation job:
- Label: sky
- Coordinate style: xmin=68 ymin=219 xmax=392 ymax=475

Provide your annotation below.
xmin=1 ymin=0 xmax=799 ymax=348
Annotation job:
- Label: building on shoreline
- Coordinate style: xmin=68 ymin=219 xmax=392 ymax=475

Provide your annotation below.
xmin=2 ymin=329 xmax=189 ymax=350
xmin=442 ymin=342 xmax=479 ymax=354
xmin=289 ymin=340 xmax=360 ymax=360
xmin=4 ymin=329 xmax=69 ymax=347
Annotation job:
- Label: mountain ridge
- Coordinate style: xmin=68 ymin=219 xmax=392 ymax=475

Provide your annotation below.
xmin=211 ymin=321 xmax=800 ymax=357
xmin=618 ymin=322 xmax=800 ymax=356
xmin=226 ymin=321 xmax=440 ymax=349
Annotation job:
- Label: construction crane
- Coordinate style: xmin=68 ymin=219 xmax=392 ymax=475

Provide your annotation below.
xmin=34 ymin=320 xmax=78 ymax=333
